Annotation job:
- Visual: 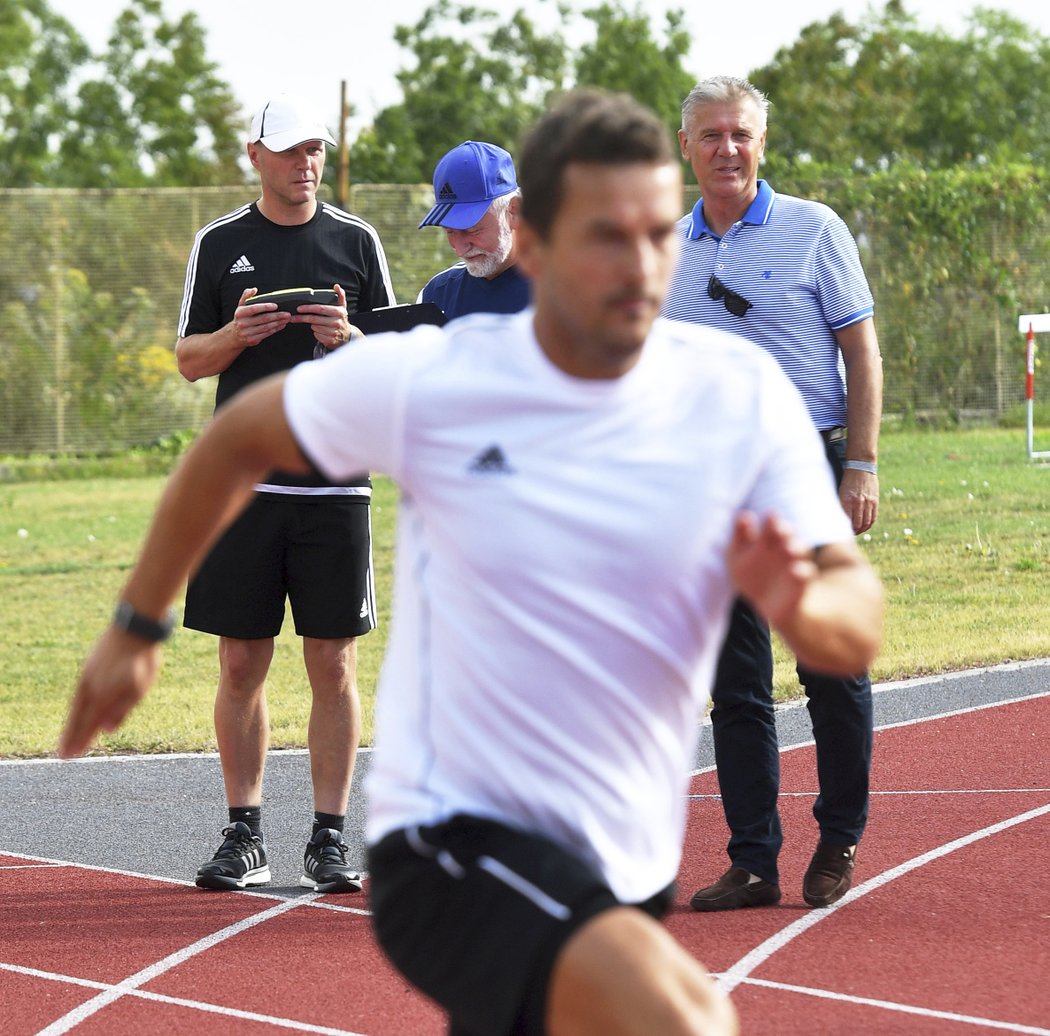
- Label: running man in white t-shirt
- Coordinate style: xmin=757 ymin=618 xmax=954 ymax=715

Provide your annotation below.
xmin=61 ymin=89 xmax=883 ymax=1036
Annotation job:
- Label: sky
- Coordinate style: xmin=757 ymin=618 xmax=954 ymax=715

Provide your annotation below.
xmin=48 ymin=0 xmax=1050 ymax=137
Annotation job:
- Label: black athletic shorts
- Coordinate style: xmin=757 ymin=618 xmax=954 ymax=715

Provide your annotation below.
xmin=184 ymin=493 xmax=376 ymax=640
xmin=367 ymin=815 xmax=675 ymax=1036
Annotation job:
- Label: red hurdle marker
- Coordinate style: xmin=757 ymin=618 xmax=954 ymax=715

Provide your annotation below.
xmin=1017 ymin=313 xmax=1050 ymax=461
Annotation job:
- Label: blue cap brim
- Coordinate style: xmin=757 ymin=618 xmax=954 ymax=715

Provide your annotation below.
xmin=418 ymin=198 xmax=494 ymax=231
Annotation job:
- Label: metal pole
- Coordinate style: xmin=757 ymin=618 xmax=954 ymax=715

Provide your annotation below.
xmin=1026 ymin=324 xmax=1035 ymax=459
xmin=52 ymin=261 xmax=66 ymax=452
xmin=338 ymin=80 xmax=349 ymax=210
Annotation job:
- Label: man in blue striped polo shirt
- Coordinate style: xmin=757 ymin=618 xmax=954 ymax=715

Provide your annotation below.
xmin=663 ymin=76 xmax=883 ymax=912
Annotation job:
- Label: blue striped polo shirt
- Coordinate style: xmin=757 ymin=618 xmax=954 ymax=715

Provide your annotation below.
xmin=662 ymin=179 xmax=874 ymax=429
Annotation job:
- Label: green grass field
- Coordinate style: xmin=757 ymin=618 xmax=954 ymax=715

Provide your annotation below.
xmin=2 ymin=427 xmax=1049 ymax=758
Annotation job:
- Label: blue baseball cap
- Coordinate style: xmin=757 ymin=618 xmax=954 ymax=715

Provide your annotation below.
xmin=418 ymin=141 xmax=518 ymax=230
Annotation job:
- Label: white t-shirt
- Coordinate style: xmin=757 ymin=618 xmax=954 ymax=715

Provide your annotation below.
xmin=284 ymin=308 xmax=851 ymax=901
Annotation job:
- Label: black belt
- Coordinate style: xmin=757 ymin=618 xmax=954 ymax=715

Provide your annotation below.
xmin=820 ymin=426 xmax=847 ymax=443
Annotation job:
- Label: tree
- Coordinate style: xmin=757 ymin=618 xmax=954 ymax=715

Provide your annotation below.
xmin=0 ymin=0 xmax=90 ymax=186
xmin=752 ymin=1 xmax=1050 ymax=173
xmin=894 ymin=8 xmax=1050 ymax=167
xmin=347 ymin=0 xmax=697 ymax=184
xmin=573 ymin=3 xmax=694 ymax=144
xmin=0 ymin=0 xmax=244 ymax=187
xmin=57 ymin=0 xmax=245 ymax=186
xmin=349 ymin=0 xmax=569 ymax=184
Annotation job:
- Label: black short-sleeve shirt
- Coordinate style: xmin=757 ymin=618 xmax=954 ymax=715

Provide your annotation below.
xmin=178 ymin=200 xmax=395 ymax=489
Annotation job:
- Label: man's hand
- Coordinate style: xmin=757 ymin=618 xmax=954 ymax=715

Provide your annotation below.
xmin=727 ymin=510 xmax=884 ymax=676
xmin=233 ymin=287 xmax=293 ymax=347
xmin=839 ymin=468 xmax=879 ymax=535
xmin=727 ymin=511 xmax=815 ymax=629
xmin=59 ymin=375 xmax=304 ymax=759
xmin=290 ymin=282 xmax=355 ymax=351
xmin=59 ymin=628 xmax=163 ymax=758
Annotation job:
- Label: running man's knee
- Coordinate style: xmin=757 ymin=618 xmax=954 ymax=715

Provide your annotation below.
xmin=546 ymin=907 xmax=737 ymax=1036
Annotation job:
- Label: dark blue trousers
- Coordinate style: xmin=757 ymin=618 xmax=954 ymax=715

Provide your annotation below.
xmin=709 ymin=439 xmax=874 ymax=885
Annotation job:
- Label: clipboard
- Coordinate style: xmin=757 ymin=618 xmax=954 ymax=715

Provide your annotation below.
xmin=349 ymin=303 xmax=447 ymax=334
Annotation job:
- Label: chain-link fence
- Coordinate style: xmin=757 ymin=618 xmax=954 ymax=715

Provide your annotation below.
xmin=1 ymin=185 xmax=1047 ymax=455
xmin=854 ymin=207 xmax=1050 ymax=425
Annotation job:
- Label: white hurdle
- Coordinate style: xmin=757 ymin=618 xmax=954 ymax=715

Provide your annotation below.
xmin=1017 ymin=313 xmax=1050 ymax=461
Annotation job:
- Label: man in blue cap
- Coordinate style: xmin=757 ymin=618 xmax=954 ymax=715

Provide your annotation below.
xmin=416 ymin=140 xmax=530 ymax=319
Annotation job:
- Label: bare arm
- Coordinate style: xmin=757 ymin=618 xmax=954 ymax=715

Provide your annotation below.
xmin=729 ymin=511 xmax=883 ymax=676
xmin=176 ymin=284 xmax=360 ymax=381
xmin=175 ymin=287 xmax=289 ymax=382
xmin=836 ymin=317 xmax=883 ymax=534
xmin=59 ymin=375 xmax=305 ymax=758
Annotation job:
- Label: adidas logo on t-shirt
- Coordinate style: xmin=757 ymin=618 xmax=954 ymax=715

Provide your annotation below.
xmin=229 ymin=254 xmax=255 ymax=274
xmin=469 ymin=445 xmax=514 ymax=475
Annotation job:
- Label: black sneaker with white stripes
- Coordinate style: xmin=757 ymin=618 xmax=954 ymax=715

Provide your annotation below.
xmin=195 ymin=822 xmax=271 ymax=891
xmin=299 ymin=828 xmax=362 ymax=893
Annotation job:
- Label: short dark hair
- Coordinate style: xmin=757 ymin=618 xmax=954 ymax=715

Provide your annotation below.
xmin=518 ymin=89 xmax=676 ymax=238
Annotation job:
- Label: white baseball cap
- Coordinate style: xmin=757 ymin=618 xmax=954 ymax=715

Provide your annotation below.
xmin=248 ymin=95 xmax=336 ymax=152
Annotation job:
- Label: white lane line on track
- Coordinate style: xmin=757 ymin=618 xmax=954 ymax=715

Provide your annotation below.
xmin=0 ymin=851 xmax=208 ymax=889
xmin=873 ymin=687 xmax=1050 ymax=733
xmin=0 ymin=961 xmax=370 ymax=1035
xmin=0 ymin=746 xmax=374 ymax=767
xmin=690 ymin=687 xmax=1050 ymax=778
xmin=719 ymin=975 xmax=1050 ymax=1035
xmin=863 ymin=788 xmax=1050 ymax=795
xmin=0 ymin=962 xmax=111 ymax=992
xmin=0 ymin=850 xmax=372 ymax=914
xmin=34 ymin=893 xmax=334 ymax=1035
xmin=718 ymin=801 xmax=1050 ymax=998
xmin=689 ymin=787 xmax=1050 ymax=799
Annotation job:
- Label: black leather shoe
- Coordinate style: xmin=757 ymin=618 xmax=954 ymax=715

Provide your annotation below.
xmin=803 ymin=842 xmax=856 ymax=907
xmin=690 ymin=866 xmax=782 ymax=912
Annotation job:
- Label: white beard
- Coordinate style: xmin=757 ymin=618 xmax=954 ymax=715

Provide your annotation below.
xmin=462 ymin=215 xmax=514 ymax=279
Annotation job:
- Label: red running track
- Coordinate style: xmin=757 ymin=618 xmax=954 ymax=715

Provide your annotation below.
xmin=2 ymin=693 xmax=1048 ymax=1034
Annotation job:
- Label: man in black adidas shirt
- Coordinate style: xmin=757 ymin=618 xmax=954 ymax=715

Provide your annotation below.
xmin=175 ymin=94 xmax=395 ymax=894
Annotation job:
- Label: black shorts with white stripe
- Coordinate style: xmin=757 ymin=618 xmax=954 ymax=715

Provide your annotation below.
xmin=184 ymin=492 xmax=376 ymax=640
xmin=367 ymin=814 xmax=674 ymax=1036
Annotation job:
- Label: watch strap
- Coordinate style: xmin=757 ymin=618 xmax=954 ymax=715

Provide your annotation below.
xmin=843 ymin=459 xmax=878 ymax=474
xmin=112 ymin=600 xmax=175 ymax=643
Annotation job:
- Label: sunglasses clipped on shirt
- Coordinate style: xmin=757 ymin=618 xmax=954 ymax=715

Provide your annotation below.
xmin=707 ymin=275 xmax=753 ymax=317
